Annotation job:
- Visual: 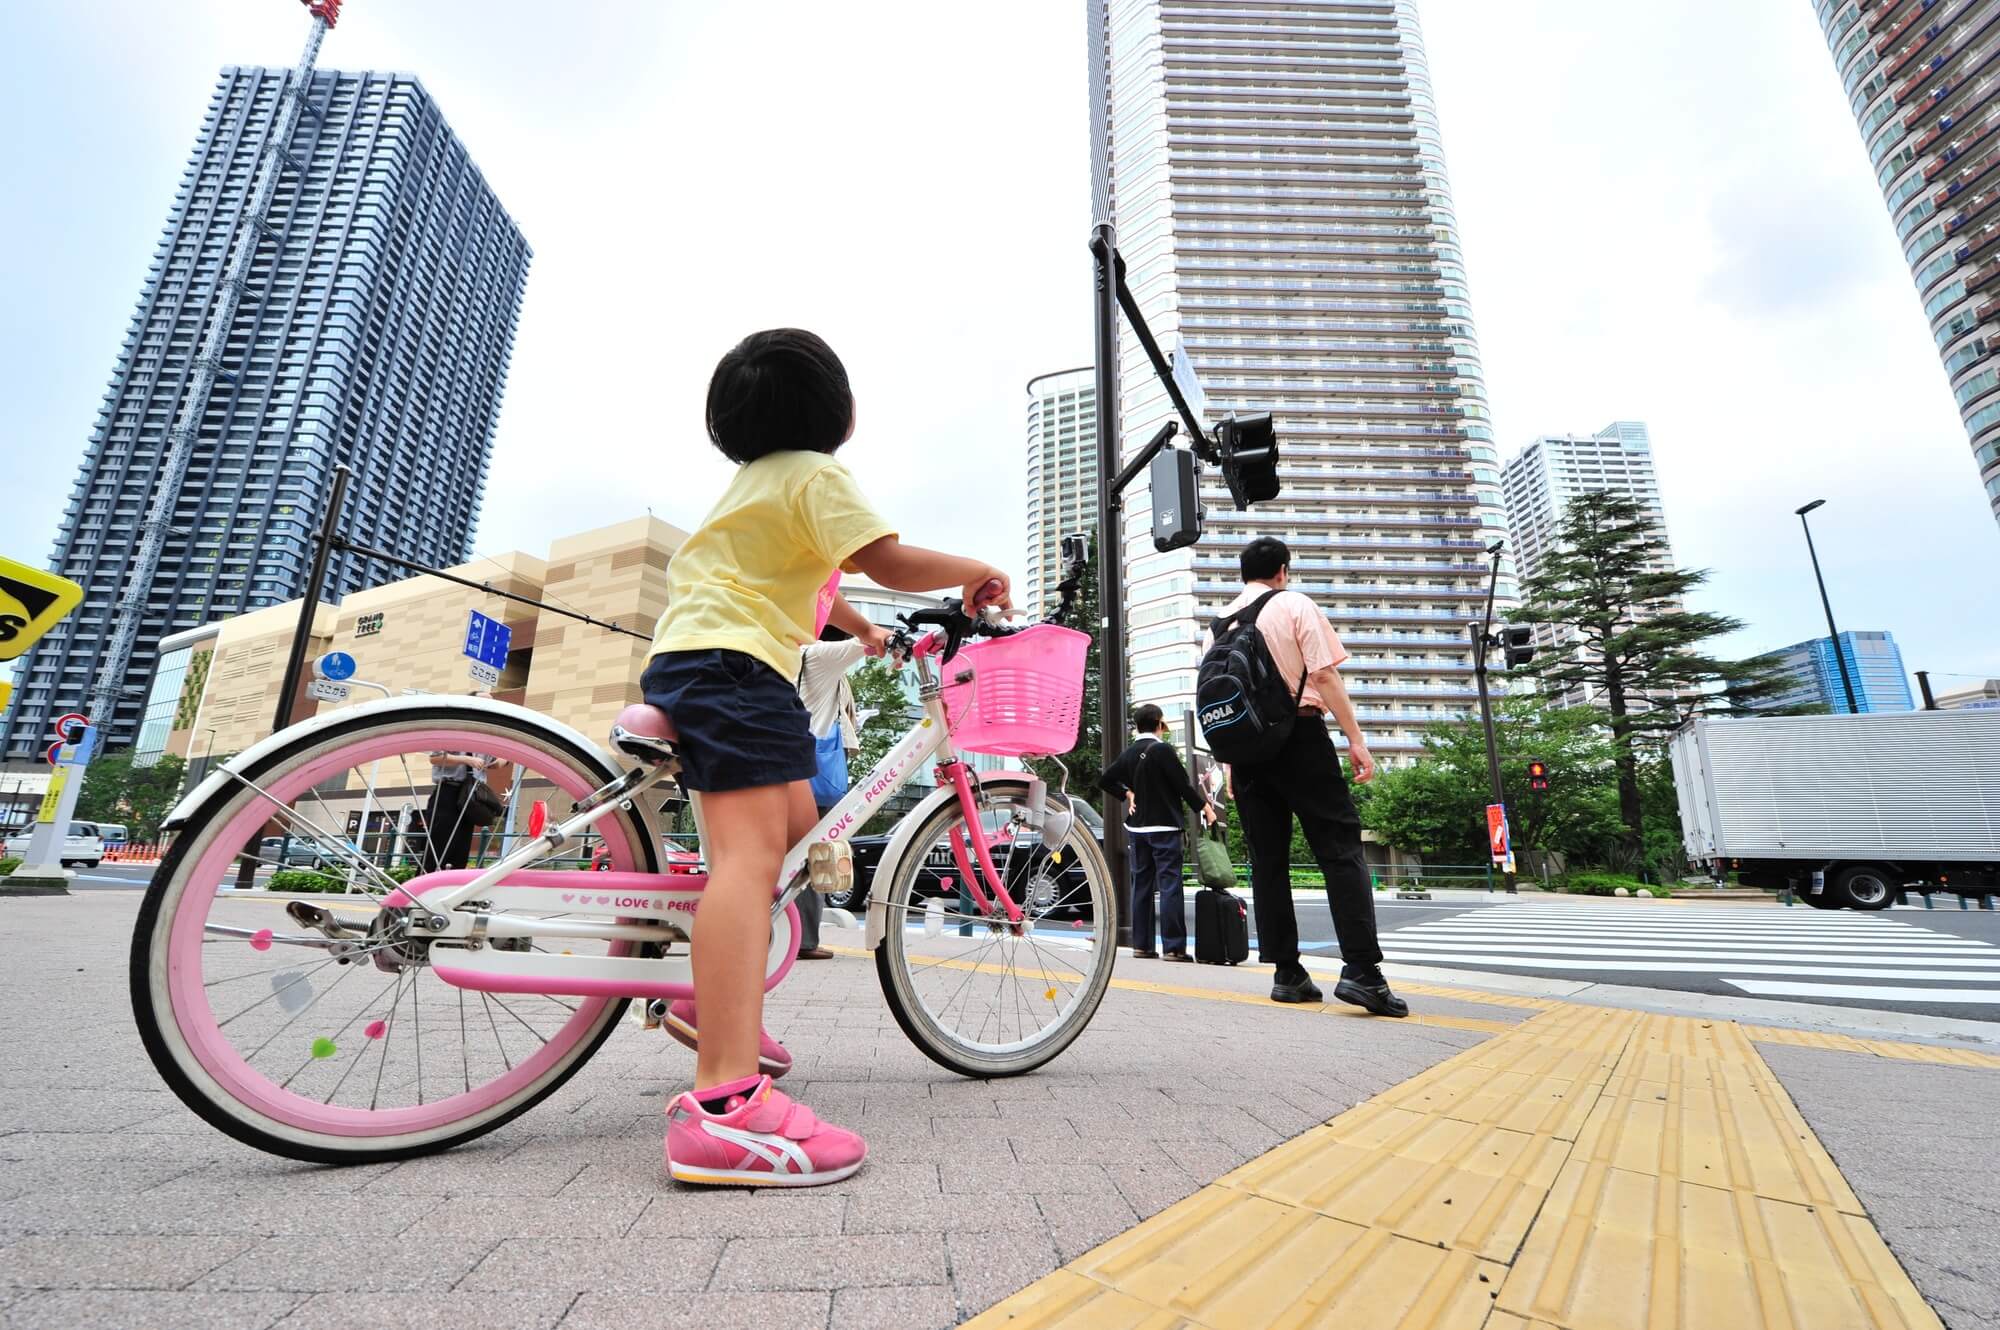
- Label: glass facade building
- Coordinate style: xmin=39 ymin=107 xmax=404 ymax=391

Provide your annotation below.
xmin=1816 ymin=0 xmax=2000 ymax=527
xmin=1025 ymin=367 xmax=1100 ymax=616
xmin=1759 ymin=630 xmax=1916 ymax=714
xmin=1 ymin=67 xmax=530 ymax=761
xmin=1090 ymin=0 xmax=1510 ymax=758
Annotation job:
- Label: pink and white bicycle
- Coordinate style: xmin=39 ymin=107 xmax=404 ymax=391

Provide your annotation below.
xmin=129 ymin=595 xmax=1113 ymax=1164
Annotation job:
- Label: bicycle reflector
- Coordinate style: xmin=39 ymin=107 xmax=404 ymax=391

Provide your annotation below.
xmin=1149 ymin=447 xmax=1203 ymax=552
xmin=1527 ymin=759 xmax=1548 ymax=792
xmin=1501 ymin=625 xmax=1536 ymax=668
xmin=1215 ymin=413 xmax=1279 ymax=510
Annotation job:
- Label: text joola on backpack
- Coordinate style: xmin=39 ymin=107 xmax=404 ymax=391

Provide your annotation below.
xmin=1195 ymin=589 xmax=1307 ymax=765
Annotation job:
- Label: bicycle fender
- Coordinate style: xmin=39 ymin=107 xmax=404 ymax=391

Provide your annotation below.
xmin=862 ymin=772 xmax=1036 ymax=950
xmin=160 ymin=695 xmax=641 ymax=836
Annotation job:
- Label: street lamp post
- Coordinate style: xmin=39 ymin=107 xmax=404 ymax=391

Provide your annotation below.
xmin=1793 ymin=500 xmax=1861 ymax=714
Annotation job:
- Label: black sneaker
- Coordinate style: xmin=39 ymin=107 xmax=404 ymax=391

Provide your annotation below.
xmin=1270 ymin=972 xmax=1323 ymax=1004
xmin=1334 ymin=975 xmax=1409 ymax=1018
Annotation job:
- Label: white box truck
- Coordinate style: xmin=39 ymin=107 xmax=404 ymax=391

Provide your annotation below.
xmin=1670 ymin=710 xmax=2000 ymax=910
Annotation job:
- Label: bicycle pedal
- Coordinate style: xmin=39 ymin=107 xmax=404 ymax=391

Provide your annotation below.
xmin=806 ymin=841 xmax=853 ymax=895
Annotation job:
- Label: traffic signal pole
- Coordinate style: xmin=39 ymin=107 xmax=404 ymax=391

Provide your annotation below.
xmin=1470 ymin=541 xmax=1516 ymax=893
xmin=1090 ymin=225 xmax=1129 ymax=945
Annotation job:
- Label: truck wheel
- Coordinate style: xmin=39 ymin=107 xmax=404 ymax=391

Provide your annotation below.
xmin=1832 ymin=865 xmax=1897 ymax=911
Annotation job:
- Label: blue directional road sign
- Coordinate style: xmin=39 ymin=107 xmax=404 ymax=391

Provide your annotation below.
xmin=464 ymin=611 xmax=512 ymax=670
xmin=315 ymin=651 xmax=357 ymax=681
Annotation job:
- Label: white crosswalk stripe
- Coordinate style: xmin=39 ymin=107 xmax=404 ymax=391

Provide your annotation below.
xmin=1379 ymin=903 xmax=2000 ymax=1004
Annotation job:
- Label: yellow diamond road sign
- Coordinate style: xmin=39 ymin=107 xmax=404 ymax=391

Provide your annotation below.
xmin=0 ymin=557 xmax=85 ymax=663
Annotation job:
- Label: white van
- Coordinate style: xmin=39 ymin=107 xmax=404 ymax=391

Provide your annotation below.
xmin=3 ymin=821 xmax=105 ymax=868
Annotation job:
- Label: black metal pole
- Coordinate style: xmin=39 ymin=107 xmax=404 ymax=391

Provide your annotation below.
xmin=274 ymin=463 xmax=351 ymax=733
xmin=1471 ymin=542 xmax=1514 ymax=892
xmin=1916 ymin=670 xmax=1938 ymax=710
xmin=1796 ymin=506 xmax=1860 ymax=714
xmin=1091 ymin=223 xmax=1129 ymax=948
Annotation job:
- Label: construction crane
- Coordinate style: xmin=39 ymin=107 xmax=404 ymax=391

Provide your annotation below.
xmin=84 ymin=0 xmax=344 ymax=733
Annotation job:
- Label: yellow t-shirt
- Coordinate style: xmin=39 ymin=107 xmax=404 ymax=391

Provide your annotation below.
xmin=652 ymin=451 xmax=895 ymax=681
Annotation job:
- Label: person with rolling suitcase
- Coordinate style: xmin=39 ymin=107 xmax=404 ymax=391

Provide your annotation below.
xmin=1192 ymin=813 xmax=1249 ymax=965
xmin=1099 ymin=704 xmax=1216 ymax=961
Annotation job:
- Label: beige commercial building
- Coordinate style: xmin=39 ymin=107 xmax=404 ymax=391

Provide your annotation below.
xmin=131 ymin=517 xmax=687 ymax=784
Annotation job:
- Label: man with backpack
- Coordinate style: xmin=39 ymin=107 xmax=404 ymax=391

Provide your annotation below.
xmin=1099 ymin=704 xmax=1216 ymax=961
xmin=1198 ymin=537 xmax=1407 ymax=1016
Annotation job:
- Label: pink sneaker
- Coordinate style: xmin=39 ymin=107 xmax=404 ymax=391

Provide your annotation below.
xmin=665 ymin=1077 xmax=867 ymax=1187
xmin=663 ymin=1000 xmax=792 ymax=1079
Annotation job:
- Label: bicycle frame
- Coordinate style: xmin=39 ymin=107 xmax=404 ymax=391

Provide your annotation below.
xmin=395 ymin=645 xmax=1023 ymax=954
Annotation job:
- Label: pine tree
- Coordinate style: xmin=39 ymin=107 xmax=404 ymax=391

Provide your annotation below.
xmin=1511 ymin=491 xmax=1799 ymax=853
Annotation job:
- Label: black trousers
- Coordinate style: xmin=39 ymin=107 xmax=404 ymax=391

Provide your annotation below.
xmin=1232 ymin=719 xmax=1382 ymax=979
xmin=421 ymin=779 xmax=479 ymax=873
xmin=1127 ymin=830 xmax=1187 ymax=953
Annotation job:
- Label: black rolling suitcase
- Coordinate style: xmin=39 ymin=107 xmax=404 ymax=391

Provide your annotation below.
xmin=1194 ymin=886 xmax=1249 ymax=965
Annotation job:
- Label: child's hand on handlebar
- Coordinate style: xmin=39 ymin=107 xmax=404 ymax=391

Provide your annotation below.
xmin=962 ymin=569 xmax=1013 ymax=617
xmin=859 ymin=623 xmax=895 ymax=658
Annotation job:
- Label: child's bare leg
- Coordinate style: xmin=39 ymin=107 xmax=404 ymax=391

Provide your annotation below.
xmin=690 ymin=784 xmax=790 ymax=1089
xmin=787 ymin=780 xmax=818 ymax=843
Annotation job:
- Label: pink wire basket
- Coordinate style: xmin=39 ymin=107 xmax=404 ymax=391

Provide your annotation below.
xmin=940 ymin=624 xmax=1091 ymax=758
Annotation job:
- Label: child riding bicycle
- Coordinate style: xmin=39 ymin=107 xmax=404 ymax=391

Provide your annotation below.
xmin=645 ymin=327 xmax=1011 ymax=1187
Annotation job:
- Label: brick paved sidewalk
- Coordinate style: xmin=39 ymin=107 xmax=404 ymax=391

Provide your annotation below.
xmin=0 ymin=893 xmax=1511 ymax=1329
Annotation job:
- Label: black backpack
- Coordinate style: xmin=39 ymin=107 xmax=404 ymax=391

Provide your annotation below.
xmin=1195 ymin=590 xmax=1307 ymax=765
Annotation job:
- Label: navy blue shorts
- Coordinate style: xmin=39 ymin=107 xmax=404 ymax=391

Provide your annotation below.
xmin=640 ymin=649 xmax=816 ymax=794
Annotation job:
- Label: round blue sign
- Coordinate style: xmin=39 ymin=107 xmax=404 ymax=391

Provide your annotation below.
xmin=316 ymin=651 xmax=357 ymax=682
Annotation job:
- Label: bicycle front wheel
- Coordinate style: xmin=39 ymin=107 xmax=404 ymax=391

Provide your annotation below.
xmin=130 ymin=702 xmax=659 ymax=1164
xmin=876 ymin=777 xmax=1116 ymax=1077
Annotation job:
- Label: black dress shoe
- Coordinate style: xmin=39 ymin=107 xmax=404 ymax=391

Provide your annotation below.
xmin=1162 ymin=950 xmax=1194 ymax=963
xmin=1334 ymin=976 xmax=1409 ymax=1018
xmin=1131 ymin=949 xmax=1159 ymax=960
xmin=1270 ymin=974 xmax=1323 ymax=1004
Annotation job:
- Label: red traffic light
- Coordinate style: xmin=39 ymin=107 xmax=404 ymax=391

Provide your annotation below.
xmin=1527 ymin=758 xmax=1548 ymax=791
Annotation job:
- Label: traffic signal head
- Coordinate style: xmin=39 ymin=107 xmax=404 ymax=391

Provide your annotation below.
xmin=1527 ymin=758 xmax=1548 ymax=792
xmin=1214 ymin=413 xmax=1279 ymax=510
xmin=1149 ymin=447 xmax=1203 ymax=551
xmin=1501 ymin=625 xmax=1536 ymax=669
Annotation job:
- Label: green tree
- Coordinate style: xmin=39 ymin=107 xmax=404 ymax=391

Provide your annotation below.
xmin=1359 ymin=698 xmax=1624 ymax=866
xmin=849 ymin=657 xmax=918 ymax=780
xmin=1026 ymin=534 xmax=1104 ymax=810
xmin=74 ymin=751 xmax=188 ymax=841
xmin=1510 ymin=491 xmax=1800 ymax=854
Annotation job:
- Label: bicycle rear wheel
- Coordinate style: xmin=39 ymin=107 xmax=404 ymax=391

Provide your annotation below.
xmin=130 ymin=703 xmax=659 ymax=1163
xmin=875 ymin=777 xmax=1116 ymax=1077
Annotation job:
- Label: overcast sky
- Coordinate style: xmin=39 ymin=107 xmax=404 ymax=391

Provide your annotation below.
xmin=4 ymin=1 xmax=1997 ymax=692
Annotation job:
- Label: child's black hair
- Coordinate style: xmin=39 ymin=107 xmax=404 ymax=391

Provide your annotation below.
xmin=705 ymin=328 xmax=854 ymax=464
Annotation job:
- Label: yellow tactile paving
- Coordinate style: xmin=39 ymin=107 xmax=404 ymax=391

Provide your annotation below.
xmin=967 ymin=1269 xmax=1208 ymax=1329
xmin=1219 ymin=1110 xmax=1568 ymax=1262
xmin=1496 ymin=1161 xmax=1942 ymax=1330
xmin=1570 ymin=1063 xmax=1863 ymax=1216
xmin=967 ymin=998 xmax=1950 ymax=1330
xmin=1370 ymin=1051 xmax=1601 ymax=1141
xmin=1398 ymin=981 xmax=1562 ymax=1011
xmin=1740 ymin=1025 xmax=2000 ymax=1069
xmin=1071 ymin=1188 xmax=1509 ymax=1330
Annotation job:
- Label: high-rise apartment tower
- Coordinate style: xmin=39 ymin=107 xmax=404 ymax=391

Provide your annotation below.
xmin=1817 ymin=0 xmax=2000 ymax=528
xmin=1501 ymin=422 xmax=1674 ymax=585
xmin=1090 ymin=0 xmax=1511 ymax=759
xmin=1024 ymin=367 xmax=1099 ymax=615
xmin=1 ymin=66 xmax=530 ymax=761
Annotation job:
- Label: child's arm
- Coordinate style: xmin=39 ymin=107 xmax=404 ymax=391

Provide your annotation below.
xmin=825 ymin=593 xmax=891 ymax=653
xmin=848 ymin=536 xmax=1011 ymax=612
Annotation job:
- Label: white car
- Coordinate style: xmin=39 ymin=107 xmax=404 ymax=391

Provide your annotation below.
xmin=4 ymin=820 xmax=106 ymax=869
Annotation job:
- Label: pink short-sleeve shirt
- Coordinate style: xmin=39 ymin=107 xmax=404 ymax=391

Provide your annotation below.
xmin=1212 ymin=583 xmax=1349 ymax=713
